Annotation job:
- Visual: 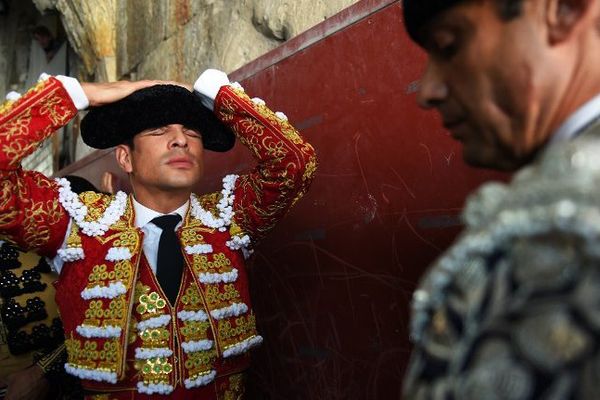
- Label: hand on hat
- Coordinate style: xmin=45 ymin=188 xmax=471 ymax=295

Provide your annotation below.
xmin=81 ymin=80 xmax=191 ymax=107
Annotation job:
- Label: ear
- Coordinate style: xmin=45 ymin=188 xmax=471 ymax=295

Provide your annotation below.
xmin=546 ymin=0 xmax=594 ymax=43
xmin=115 ymin=145 xmax=133 ymax=174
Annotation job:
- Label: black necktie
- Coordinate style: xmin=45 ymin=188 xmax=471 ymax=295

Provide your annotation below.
xmin=151 ymin=214 xmax=183 ymax=305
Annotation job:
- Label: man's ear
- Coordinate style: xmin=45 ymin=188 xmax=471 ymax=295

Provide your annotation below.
xmin=547 ymin=0 xmax=594 ymax=43
xmin=115 ymin=145 xmax=133 ymax=174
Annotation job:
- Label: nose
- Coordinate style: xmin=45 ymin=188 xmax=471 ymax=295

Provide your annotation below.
xmin=417 ymin=60 xmax=448 ymax=109
xmin=168 ymin=124 xmax=188 ymax=149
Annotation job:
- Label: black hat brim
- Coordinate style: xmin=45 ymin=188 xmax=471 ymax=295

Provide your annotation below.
xmin=80 ymin=84 xmax=235 ymax=152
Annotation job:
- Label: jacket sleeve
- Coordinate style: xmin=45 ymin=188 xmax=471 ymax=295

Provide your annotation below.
xmin=0 ymin=77 xmax=76 ymax=256
xmin=213 ymin=85 xmax=318 ymax=242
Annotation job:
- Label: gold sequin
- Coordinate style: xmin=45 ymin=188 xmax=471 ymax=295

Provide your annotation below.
xmin=218 ymin=314 xmax=257 ymax=344
xmin=136 ymin=291 xmax=167 ymax=315
xmin=205 ymin=284 xmax=241 ymax=308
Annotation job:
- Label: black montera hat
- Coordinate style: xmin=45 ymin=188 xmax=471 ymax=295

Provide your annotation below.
xmin=81 ymin=84 xmax=235 ymax=152
xmin=403 ymin=0 xmax=462 ymax=44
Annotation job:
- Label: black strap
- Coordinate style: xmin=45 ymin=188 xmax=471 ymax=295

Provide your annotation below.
xmin=151 ymin=215 xmax=183 ymax=305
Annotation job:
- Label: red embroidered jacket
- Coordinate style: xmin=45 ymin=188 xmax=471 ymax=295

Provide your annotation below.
xmin=0 ymin=77 xmax=316 ymax=397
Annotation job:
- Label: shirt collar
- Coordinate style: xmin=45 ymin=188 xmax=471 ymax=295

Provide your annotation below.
xmin=550 ymin=92 xmax=600 ymax=144
xmin=132 ymin=196 xmax=189 ymax=228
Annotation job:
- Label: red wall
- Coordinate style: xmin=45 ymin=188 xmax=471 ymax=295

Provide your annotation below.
xmin=60 ymin=1 xmax=506 ymax=398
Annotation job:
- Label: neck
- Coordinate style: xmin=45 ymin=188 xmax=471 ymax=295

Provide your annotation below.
xmin=131 ymin=184 xmax=191 ymax=213
xmin=544 ymin=36 xmax=600 ymax=139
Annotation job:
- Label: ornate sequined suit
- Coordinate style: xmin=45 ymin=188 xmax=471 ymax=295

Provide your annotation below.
xmin=0 ymin=77 xmax=317 ymax=399
xmin=404 ymin=120 xmax=600 ymax=399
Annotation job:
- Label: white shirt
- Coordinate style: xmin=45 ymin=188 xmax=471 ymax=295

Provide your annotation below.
xmin=549 ymin=92 xmax=600 ymax=144
xmin=51 ymin=197 xmax=189 ymax=274
xmin=132 ymin=197 xmax=188 ymax=273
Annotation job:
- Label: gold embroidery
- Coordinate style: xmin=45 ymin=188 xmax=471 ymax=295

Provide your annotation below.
xmin=81 ymin=192 xmax=107 ymax=222
xmin=185 ymin=349 xmax=217 ymax=378
xmin=180 ymin=320 xmax=211 ymax=342
xmin=303 ymin=155 xmax=318 ymax=183
xmin=136 ymin=291 xmax=167 ymax=315
xmin=83 ymin=298 xmax=126 ymax=325
xmin=0 ymin=211 xmax=19 ymax=227
xmin=265 ymin=140 xmax=287 ymax=158
xmin=133 ymin=283 xmax=173 ymax=386
xmin=38 ymin=94 xmax=72 ymax=126
xmin=113 ymin=230 xmax=140 ymax=250
xmin=192 ymin=253 xmax=233 ymax=274
xmin=87 ymin=261 xmax=132 ymax=286
xmin=228 ymin=221 xmax=244 ymax=238
xmin=111 ymin=196 xmax=135 ymax=231
xmin=180 ymin=283 xmax=204 ymax=310
xmin=135 ymin=356 xmax=173 ymax=382
xmin=217 ymin=98 xmax=236 ymax=122
xmin=4 ymin=139 xmax=43 ymax=168
xmin=180 ymin=228 xmax=206 ymax=247
xmin=219 ymin=373 xmax=245 ymax=400
xmin=66 ymin=222 xmax=82 ymax=249
xmin=65 ymin=337 xmax=120 ymax=369
xmin=239 ymin=118 xmax=265 ymax=135
xmin=204 ymin=284 xmax=241 ymax=308
xmin=21 ymin=199 xmax=63 ymax=248
xmin=139 ymin=328 xmax=170 ymax=348
xmin=2 ymin=108 xmax=31 ymax=141
xmin=280 ymin=124 xmax=303 ymax=144
xmin=0 ymin=99 xmax=16 ymax=115
xmin=88 ymin=395 xmax=119 ymax=400
xmin=217 ymin=314 xmax=257 ymax=344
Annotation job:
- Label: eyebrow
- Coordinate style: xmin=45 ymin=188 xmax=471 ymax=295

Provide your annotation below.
xmin=422 ymin=12 xmax=474 ymax=46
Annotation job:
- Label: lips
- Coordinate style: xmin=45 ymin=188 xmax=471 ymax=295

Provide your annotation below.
xmin=166 ymin=156 xmax=194 ymax=168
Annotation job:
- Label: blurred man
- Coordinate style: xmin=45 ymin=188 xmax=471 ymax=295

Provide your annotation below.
xmin=402 ymin=0 xmax=600 ymax=398
xmin=32 ymin=26 xmax=62 ymax=63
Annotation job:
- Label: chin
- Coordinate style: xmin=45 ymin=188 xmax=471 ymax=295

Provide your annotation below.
xmin=160 ymin=177 xmax=200 ymax=191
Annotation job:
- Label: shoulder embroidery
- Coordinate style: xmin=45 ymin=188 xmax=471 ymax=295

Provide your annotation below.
xmin=190 ymin=174 xmax=237 ymax=232
xmin=55 ymin=178 xmax=127 ymax=237
xmin=189 ymin=175 xmax=253 ymax=258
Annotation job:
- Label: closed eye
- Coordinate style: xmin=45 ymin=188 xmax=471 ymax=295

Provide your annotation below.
xmin=184 ymin=128 xmax=202 ymax=139
xmin=143 ymin=127 xmax=166 ymax=136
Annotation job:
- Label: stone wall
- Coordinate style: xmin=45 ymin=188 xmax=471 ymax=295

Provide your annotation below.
xmin=2 ymin=0 xmax=358 ymax=167
xmin=33 ymin=0 xmax=360 ymax=82
xmin=0 ymin=1 xmax=40 ymax=97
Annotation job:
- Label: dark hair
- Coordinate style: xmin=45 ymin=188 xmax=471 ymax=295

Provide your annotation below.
xmin=31 ymin=25 xmax=52 ymax=38
xmin=63 ymin=175 xmax=99 ymax=194
xmin=123 ymin=137 xmax=135 ymax=150
xmin=404 ymin=0 xmax=525 ymax=44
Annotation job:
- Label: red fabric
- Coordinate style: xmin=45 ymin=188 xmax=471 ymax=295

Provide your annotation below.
xmin=84 ymin=372 xmax=246 ymax=399
xmin=215 ymin=86 xmax=317 ymax=242
xmin=0 ymin=77 xmax=76 ymax=256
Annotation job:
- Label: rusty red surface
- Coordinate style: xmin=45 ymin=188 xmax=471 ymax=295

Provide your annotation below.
xmin=59 ymin=1 xmax=507 ymax=398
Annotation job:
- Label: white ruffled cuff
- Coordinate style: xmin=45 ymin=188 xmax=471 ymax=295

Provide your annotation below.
xmin=193 ymin=69 xmax=230 ymax=111
xmin=55 ymin=75 xmax=89 ymax=110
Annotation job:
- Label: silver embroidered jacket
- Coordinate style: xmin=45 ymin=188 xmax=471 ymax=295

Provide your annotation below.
xmin=404 ymin=120 xmax=600 ymax=400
